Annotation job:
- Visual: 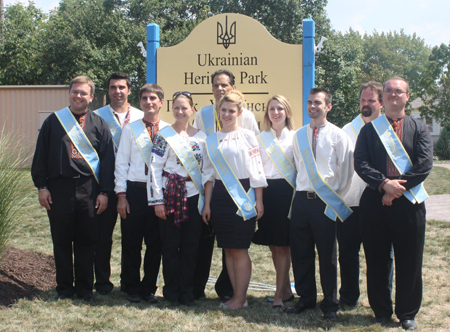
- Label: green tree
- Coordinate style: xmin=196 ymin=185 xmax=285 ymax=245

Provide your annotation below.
xmin=435 ymin=127 xmax=450 ymax=160
xmin=208 ymin=0 xmax=330 ymax=44
xmin=0 ymin=2 xmax=47 ymax=85
xmin=316 ymin=29 xmax=365 ymax=127
xmin=361 ymin=30 xmax=431 ymax=103
xmin=419 ymin=43 xmax=450 ymax=128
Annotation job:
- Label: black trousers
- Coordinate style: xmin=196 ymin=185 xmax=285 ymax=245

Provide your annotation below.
xmin=159 ymin=195 xmax=203 ymax=303
xmin=360 ymin=188 xmax=426 ymax=320
xmin=94 ymin=194 xmax=118 ymax=293
xmin=120 ymin=181 xmax=161 ymax=296
xmin=290 ymin=191 xmax=339 ymax=313
xmin=47 ymin=176 xmax=99 ymax=298
xmin=192 ymin=233 xmax=234 ymax=299
xmin=337 ymin=206 xmax=362 ymax=305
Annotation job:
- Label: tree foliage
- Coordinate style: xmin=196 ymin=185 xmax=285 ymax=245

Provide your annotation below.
xmin=316 ymin=29 xmax=364 ymax=127
xmin=0 ymin=2 xmax=47 ymax=85
xmin=419 ymin=43 xmax=450 ymax=128
xmin=435 ymin=127 xmax=450 ymax=160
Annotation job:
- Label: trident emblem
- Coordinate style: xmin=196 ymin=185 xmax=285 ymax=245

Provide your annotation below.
xmin=217 ymin=16 xmax=236 ymax=49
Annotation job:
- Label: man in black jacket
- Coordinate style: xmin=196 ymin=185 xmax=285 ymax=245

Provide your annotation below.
xmin=354 ymin=77 xmax=433 ymax=330
xmin=31 ymin=76 xmax=115 ymax=302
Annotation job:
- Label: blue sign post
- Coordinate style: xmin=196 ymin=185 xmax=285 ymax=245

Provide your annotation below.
xmin=146 ymin=23 xmax=160 ymax=84
xmin=302 ymin=19 xmax=315 ymax=126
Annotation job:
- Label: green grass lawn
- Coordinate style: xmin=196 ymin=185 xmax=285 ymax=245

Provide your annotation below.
xmin=0 ymin=168 xmax=449 ymax=331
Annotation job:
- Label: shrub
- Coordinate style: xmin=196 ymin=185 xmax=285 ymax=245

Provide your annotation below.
xmin=435 ymin=127 xmax=450 ymax=160
xmin=0 ymin=129 xmax=29 ymax=261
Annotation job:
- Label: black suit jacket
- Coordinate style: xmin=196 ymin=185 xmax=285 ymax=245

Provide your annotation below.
xmin=354 ymin=115 xmax=433 ymax=191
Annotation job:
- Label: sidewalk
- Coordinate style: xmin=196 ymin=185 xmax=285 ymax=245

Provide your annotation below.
xmin=426 ymin=164 xmax=450 ymax=222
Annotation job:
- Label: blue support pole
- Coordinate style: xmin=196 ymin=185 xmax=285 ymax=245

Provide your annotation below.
xmin=302 ymin=19 xmax=315 ymax=126
xmin=147 ymin=23 xmax=160 ymax=84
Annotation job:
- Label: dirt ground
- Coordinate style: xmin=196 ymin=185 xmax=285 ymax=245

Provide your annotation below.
xmin=0 ymin=247 xmax=56 ymax=309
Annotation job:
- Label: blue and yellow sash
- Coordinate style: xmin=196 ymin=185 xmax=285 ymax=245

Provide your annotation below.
xmin=55 ymin=108 xmax=100 ymax=182
xmin=350 ymin=114 xmax=365 ymax=137
xmin=371 ymin=115 xmax=429 ymax=204
xmin=296 ymin=126 xmax=353 ymax=221
xmin=158 ymin=126 xmax=205 ymax=213
xmin=94 ymin=105 xmax=122 ymax=148
xmin=200 ymin=105 xmax=216 ymax=136
xmin=258 ymin=130 xmax=296 ymax=218
xmin=128 ymin=120 xmax=152 ymax=167
xmin=205 ymin=133 xmax=257 ymax=220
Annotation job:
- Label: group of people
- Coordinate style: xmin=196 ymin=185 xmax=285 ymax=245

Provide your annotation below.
xmin=31 ymin=69 xmax=433 ymax=331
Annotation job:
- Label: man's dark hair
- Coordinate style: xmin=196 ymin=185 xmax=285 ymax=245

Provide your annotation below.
xmin=310 ymin=87 xmax=332 ymax=105
xmin=211 ymin=69 xmax=235 ymax=86
xmin=107 ymin=72 xmax=131 ymax=89
xmin=139 ymin=83 xmax=164 ymax=101
xmin=359 ymin=81 xmax=383 ymax=103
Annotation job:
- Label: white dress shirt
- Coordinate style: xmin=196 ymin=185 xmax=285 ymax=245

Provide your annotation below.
xmin=341 ymin=122 xmax=368 ymax=207
xmin=258 ymin=127 xmax=296 ymax=179
xmin=293 ymin=122 xmax=354 ymax=197
xmin=147 ymin=129 xmax=207 ymax=205
xmin=114 ymin=119 xmax=169 ymax=193
xmin=202 ymin=128 xmax=268 ymax=188
xmin=193 ymin=105 xmax=260 ymax=136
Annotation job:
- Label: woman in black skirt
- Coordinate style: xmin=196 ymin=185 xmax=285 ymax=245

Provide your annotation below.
xmin=253 ymin=95 xmax=296 ymax=308
xmin=202 ymin=90 xmax=267 ymax=309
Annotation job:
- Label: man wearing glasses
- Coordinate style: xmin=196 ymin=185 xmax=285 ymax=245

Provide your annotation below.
xmin=114 ymin=84 xmax=169 ymax=303
xmin=354 ymin=77 xmax=433 ymax=330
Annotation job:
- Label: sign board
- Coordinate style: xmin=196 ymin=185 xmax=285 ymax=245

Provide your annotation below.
xmin=153 ymin=13 xmax=309 ymax=129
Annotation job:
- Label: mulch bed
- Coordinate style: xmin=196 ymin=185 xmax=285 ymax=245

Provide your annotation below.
xmin=0 ymin=246 xmax=56 ymax=309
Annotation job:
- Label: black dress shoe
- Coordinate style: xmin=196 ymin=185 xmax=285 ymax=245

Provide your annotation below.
xmin=323 ymin=311 xmax=336 ymax=322
xmin=401 ymin=320 xmax=417 ymax=330
xmin=143 ymin=293 xmax=159 ymax=303
xmin=372 ymin=317 xmax=391 ymax=325
xmin=283 ymin=302 xmax=315 ymax=314
xmin=97 ymin=289 xmax=111 ymax=296
xmin=83 ymin=293 xmax=95 ymax=303
xmin=58 ymin=294 xmax=73 ymax=300
xmin=127 ymin=294 xmax=142 ymax=303
xmin=180 ymin=300 xmax=196 ymax=307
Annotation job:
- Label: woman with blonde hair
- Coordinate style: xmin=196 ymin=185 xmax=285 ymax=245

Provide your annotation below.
xmin=202 ymin=90 xmax=267 ymax=309
xmin=253 ymin=95 xmax=296 ymax=308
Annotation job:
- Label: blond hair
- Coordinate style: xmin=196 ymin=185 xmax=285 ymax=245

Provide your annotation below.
xmin=218 ymin=90 xmax=247 ymax=111
xmin=263 ymin=95 xmax=295 ymax=131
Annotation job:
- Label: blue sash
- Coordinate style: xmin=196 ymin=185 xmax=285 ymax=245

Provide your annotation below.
xmin=200 ymin=105 xmax=216 ymax=136
xmin=258 ymin=130 xmax=296 ymax=218
xmin=94 ymin=105 xmax=122 ymax=148
xmin=128 ymin=120 xmax=153 ymax=167
xmin=350 ymin=114 xmax=365 ymax=137
xmin=55 ymin=108 xmax=100 ymax=182
xmin=296 ymin=126 xmax=353 ymax=221
xmin=205 ymin=133 xmax=257 ymax=221
xmin=371 ymin=115 xmax=429 ymax=204
xmin=158 ymin=126 xmax=205 ymax=213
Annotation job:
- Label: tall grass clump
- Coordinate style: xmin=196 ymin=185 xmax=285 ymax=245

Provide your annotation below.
xmin=0 ymin=128 xmax=29 ymax=261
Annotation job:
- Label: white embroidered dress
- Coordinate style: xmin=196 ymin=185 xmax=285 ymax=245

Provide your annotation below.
xmin=203 ymin=128 xmax=267 ymax=188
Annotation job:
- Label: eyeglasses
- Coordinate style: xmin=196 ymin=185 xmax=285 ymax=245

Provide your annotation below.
xmin=383 ymin=89 xmax=407 ymax=96
xmin=173 ymin=91 xmax=192 ymax=99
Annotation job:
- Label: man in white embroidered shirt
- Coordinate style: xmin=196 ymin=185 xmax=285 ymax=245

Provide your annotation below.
xmin=339 ymin=81 xmax=394 ymax=309
xmin=114 ymin=83 xmax=169 ymax=303
xmin=192 ymin=69 xmax=259 ymax=301
xmin=284 ymin=88 xmax=354 ymax=322
xmin=93 ymin=72 xmax=143 ymax=296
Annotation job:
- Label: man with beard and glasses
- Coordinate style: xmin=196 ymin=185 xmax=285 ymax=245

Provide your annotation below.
xmin=339 ymin=82 xmax=393 ymax=310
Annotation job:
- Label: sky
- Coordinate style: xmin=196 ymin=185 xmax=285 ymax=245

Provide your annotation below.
xmin=4 ymin=0 xmax=450 ymax=47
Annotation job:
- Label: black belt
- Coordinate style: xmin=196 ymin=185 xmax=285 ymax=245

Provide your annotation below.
xmin=299 ymin=191 xmax=318 ymax=199
xmin=127 ymin=180 xmax=146 ymax=188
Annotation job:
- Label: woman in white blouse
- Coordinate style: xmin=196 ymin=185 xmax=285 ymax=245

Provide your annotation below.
xmin=252 ymin=95 xmax=296 ymax=308
xmin=148 ymin=92 xmax=206 ymax=306
xmin=202 ymin=90 xmax=267 ymax=309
